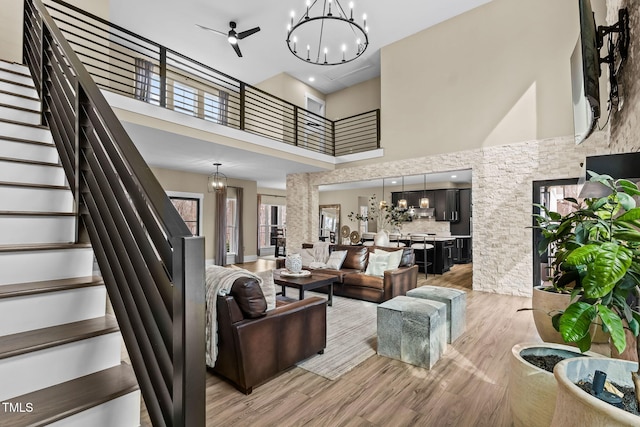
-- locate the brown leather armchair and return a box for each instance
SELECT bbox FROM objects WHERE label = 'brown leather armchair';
[212,286,327,394]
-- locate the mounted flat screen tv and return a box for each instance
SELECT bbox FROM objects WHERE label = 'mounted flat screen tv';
[571,0,601,145]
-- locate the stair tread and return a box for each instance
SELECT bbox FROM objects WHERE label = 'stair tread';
[0,276,103,299]
[0,363,138,427]
[0,316,119,360]
[0,76,35,90]
[0,101,40,115]
[0,88,40,102]
[0,117,47,129]
[0,242,91,253]
[0,65,32,79]
[0,180,69,190]
[0,134,53,147]
[0,155,60,167]
[0,211,75,216]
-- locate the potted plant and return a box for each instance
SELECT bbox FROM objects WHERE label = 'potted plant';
[347,194,409,246]
[534,171,640,412]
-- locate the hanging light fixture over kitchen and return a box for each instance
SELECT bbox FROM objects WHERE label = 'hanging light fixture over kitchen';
[398,176,407,210]
[379,178,387,209]
[420,174,430,208]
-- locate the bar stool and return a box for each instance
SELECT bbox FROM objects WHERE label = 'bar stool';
[389,233,406,248]
[410,234,434,278]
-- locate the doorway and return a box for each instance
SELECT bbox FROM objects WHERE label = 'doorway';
[532,178,581,288]
[304,94,326,151]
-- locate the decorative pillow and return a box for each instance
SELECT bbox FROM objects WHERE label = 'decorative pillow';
[255,269,276,311]
[365,251,391,277]
[324,250,347,270]
[376,249,403,270]
[300,248,315,267]
[230,277,267,318]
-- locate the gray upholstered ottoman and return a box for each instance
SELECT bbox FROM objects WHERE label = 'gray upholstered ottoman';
[406,285,466,343]
[377,295,446,369]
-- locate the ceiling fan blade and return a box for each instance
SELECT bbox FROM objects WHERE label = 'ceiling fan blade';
[196,24,226,37]
[231,42,242,57]
[237,27,260,40]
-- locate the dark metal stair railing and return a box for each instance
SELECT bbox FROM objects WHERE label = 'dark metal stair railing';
[23,1,205,426]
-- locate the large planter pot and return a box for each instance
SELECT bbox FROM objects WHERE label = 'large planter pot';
[532,286,608,344]
[551,357,640,426]
[510,343,601,427]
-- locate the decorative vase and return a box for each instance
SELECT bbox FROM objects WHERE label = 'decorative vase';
[552,357,639,426]
[285,253,303,273]
[374,230,389,247]
[509,343,601,427]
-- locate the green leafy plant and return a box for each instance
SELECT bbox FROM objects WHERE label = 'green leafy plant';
[534,171,640,403]
[347,194,409,231]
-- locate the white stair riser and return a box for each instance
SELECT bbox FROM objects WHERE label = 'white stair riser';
[48,391,141,427]
[0,248,94,285]
[0,186,73,212]
[0,332,121,401]
[0,139,57,163]
[0,287,106,336]
[0,215,75,245]
[0,61,30,74]
[0,160,65,186]
[0,81,38,99]
[0,70,34,87]
[0,121,52,143]
[0,104,40,125]
[0,92,40,111]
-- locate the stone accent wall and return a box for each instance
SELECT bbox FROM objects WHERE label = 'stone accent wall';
[288,132,611,297]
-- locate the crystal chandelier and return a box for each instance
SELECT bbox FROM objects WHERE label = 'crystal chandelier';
[286,0,369,66]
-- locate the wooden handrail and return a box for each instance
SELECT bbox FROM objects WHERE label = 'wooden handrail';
[23,1,205,426]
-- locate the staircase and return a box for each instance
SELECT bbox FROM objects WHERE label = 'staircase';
[0,60,141,426]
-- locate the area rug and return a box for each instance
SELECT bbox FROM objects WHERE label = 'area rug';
[292,291,378,380]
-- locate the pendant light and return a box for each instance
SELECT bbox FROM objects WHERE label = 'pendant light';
[420,174,430,208]
[398,176,407,210]
[207,162,228,193]
[379,178,387,209]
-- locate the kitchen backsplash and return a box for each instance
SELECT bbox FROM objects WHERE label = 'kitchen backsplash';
[395,218,451,235]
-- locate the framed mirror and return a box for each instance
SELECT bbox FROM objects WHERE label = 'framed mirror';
[319,204,340,243]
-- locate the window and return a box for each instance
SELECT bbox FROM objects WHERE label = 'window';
[226,189,238,254]
[149,73,161,106]
[167,192,203,236]
[173,82,197,116]
[204,90,229,125]
[257,195,286,254]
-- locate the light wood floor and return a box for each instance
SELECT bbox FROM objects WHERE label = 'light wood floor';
[141,261,544,426]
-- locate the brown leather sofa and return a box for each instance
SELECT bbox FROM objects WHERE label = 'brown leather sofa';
[212,277,327,394]
[278,244,419,303]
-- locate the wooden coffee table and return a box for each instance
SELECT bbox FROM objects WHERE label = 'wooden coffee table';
[273,269,336,306]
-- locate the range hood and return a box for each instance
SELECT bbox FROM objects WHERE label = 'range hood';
[408,207,435,218]
[578,152,640,197]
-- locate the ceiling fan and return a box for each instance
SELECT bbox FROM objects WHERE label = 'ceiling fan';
[196,21,261,58]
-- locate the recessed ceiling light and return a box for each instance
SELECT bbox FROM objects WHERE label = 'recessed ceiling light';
[391,180,397,184]
[451,175,457,178]
[308,77,315,82]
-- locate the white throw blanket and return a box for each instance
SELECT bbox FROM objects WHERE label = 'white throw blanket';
[205,265,262,367]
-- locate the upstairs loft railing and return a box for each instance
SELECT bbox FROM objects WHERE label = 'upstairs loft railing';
[42,0,381,157]
[24,0,205,426]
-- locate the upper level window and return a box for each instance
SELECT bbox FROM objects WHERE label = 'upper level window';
[173,82,197,116]
[204,90,229,125]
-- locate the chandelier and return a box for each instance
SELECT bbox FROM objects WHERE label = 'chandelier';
[286,0,369,66]
[208,162,228,193]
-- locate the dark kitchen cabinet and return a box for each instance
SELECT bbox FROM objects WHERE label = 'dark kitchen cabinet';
[427,239,455,274]
[435,189,459,222]
[391,190,422,209]
[452,237,472,264]
[450,188,471,235]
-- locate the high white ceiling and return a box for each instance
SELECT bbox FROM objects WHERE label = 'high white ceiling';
[106,0,491,189]
[109,0,492,94]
